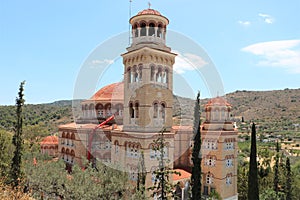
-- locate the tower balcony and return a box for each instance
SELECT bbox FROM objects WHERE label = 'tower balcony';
[132,35,165,46]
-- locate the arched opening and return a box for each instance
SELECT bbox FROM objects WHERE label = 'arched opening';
[129,102,134,119]
[133,65,138,82]
[135,102,139,118]
[164,68,169,84]
[140,22,146,36]
[156,67,162,82]
[157,24,162,38]
[104,103,112,117]
[150,65,155,81]
[133,24,138,37]
[153,102,159,118]
[127,67,131,83]
[95,103,104,118]
[138,64,143,81]
[149,23,155,36]
[161,103,166,122]
[115,103,123,116]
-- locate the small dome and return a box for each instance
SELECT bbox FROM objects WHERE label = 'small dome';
[90,82,124,101]
[206,96,231,107]
[137,8,162,16]
[40,136,58,145]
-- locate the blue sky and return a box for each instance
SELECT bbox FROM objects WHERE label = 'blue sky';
[1,0,299,105]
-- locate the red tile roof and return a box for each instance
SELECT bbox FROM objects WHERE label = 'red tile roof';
[173,169,191,181]
[90,82,124,101]
[137,9,162,16]
[206,96,231,107]
[40,136,58,145]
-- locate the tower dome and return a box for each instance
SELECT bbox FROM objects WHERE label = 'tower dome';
[137,8,162,16]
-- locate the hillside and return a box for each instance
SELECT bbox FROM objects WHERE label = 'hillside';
[0,88,299,135]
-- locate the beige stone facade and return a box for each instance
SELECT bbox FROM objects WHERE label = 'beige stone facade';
[58,8,238,199]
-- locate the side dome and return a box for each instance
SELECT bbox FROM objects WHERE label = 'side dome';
[40,136,58,145]
[90,82,124,101]
[206,96,231,107]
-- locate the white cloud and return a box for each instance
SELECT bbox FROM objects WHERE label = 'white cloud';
[89,59,114,69]
[238,20,251,26]
[242,40,300,73]
[173,51,208,74]
[258,13,274,24]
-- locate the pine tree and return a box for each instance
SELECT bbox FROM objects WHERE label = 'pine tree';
[248,123,259,200]
[191,92,201,200]
[273,141,279,193]
[10,81,25,187]
[285,157,292,200]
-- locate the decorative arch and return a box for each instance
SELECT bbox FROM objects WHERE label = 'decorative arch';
[149,22,155,36]
[140,22,147,36]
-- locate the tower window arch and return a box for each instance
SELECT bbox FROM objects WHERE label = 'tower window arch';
[150,65,155,81]
[156,67,163,82]
[133,24,138,37]
[132,65,138,82]
[140,22,146,36]
[127,67,131,83]
[149,23,155,36]
[153,102,159,118]
[161,103,166,122]
[164,68,169,84]
[129,102,134,119]
[138,64,143,82]
[135,102,139,118]
[157,24,163,38]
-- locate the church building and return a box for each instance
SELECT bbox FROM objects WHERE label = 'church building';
[58,7,238,200]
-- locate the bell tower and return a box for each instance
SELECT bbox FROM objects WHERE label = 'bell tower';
[201,97,238,199]
[122,8,176,133]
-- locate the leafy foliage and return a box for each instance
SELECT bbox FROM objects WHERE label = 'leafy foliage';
[24,156,132,200]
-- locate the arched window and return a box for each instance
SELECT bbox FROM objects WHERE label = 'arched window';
[140,22,146,36]
[133,24,138,37]
[226,174,232,185]
[206,173,213,184]
[138,64,143,82]
[127,67,131,83]
[156,67,162,82]
[104,103,112,117]
[150,65,155,81]
[129,102,134,119]
[165,69,169,84]
[132,65,138,82]
[115,104,123,116]
[153,102,158,118]
[95,103,104,117]
[161,103,166,122]
[135,102,139,118]
[149,23,155,36]
[157,24,162,38]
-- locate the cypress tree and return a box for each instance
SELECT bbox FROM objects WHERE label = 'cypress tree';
[10,81,25,187]
[274,141,279,193]
[248,123,259,200]
[191,92,201,200]
[285,157,292,200]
